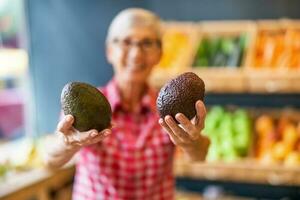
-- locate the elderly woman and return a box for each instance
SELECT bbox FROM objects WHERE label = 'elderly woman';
[45,8,210,200]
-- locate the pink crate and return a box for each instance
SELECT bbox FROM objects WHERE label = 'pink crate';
[0,89,24,138]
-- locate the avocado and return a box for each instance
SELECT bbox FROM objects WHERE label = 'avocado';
[156,72,205,121]
[61,82,112,132]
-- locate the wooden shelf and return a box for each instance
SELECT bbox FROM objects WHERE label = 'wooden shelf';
[0,165,75,200]
[174,158,300,186]
[150,68,300,94]
[151,20,300,94]
[245,69,300,93]
[192,68,246,93]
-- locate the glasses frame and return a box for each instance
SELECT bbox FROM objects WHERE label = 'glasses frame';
[112,38,162,52]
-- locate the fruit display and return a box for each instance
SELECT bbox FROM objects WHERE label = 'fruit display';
[193,34,248,67]
[253,28,300,69]
[175,106,300,168]
[156,28,192,69]
[150,20,300,93]
[203,106,252,162]
[0,137,45,181]
[0,163,9,179]
[255,114,300,166]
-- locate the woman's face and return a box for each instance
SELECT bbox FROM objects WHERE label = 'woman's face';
[107,27,162,84]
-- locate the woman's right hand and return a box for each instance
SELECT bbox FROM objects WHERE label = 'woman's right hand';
[56,115,112,151]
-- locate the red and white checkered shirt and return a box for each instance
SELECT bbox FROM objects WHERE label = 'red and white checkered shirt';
[72,79,175,200]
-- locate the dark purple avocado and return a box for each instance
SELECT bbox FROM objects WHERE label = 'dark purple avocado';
[156,72,205,120]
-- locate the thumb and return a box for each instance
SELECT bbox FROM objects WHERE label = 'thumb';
[57,115,74,134]
[195,100,206,129]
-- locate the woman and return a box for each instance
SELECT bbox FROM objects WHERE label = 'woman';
[45,8,210,200]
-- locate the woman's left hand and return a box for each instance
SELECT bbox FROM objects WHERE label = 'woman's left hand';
[159,100,210,161]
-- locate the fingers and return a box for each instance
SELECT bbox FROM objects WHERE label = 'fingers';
[79,129,111,145]
[87,129,112,144]
[175,113,198,139]
[159,118,181,145]
[57,115,74,134]
[164,116,192,143]
[64,129,112,147]
[195,100,206,130]
[159,118,173,135]
[78,129,98,143]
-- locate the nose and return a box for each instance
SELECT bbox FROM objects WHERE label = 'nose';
[128,45,144,64]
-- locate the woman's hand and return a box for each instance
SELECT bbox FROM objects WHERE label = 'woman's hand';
[56,115,112,151]
[159,100,210,161]
[44,115,111,170]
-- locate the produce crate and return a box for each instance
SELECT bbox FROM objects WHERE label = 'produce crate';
[149,22,199,89]
[174,158,300,186]
[175,107,300,186]
[191,21,257,93]
[250,108,300,167]
[246,70,300,93]
[245,20,300,93]
[175,106,254,163]
[202,106,254,163]
[193,21,257,68]
[150,20,300,93]
[192,67,246,93]
[247,19,300,69]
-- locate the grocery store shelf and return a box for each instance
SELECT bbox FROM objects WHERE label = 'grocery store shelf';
[150,68,300,94]
[0,165,74,200]
[150,20,300,94]
[244,69,300,93]
[174,159,300,186]
[192,68,246,93]
[204,93,300,108]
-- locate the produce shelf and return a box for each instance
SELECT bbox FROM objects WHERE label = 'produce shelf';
[174,107,300,186]
[174,159,300,186]
[245,69,300,93]
[0,165,75,200]
[150,68,300,94]
[150,20,300,94]
[192,68,246,93]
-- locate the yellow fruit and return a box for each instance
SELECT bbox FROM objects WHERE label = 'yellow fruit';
[255,115,274,136]
[277,116,292,138]
[272,142,292,161]
[283,124,298,146]
[157,30,189,68]
[284,152,300,167]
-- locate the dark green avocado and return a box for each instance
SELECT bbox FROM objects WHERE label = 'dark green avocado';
[156,72,205,120]
[61,82,112,132]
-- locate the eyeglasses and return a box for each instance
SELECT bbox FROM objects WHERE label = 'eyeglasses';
[112,38,161,52]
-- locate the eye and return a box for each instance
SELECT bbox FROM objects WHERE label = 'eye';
[142,39,155,48]
[122,39,132,48]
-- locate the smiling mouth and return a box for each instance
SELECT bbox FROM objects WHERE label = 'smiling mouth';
[128,64,146,72]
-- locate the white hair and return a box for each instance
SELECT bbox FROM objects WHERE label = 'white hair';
[106,8,162,44]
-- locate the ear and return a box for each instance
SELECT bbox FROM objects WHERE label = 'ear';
[106,45,113,64]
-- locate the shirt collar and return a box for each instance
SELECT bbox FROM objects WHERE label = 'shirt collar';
[105,78,157,114]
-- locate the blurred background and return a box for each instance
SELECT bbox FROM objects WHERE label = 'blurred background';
[1,0,300,199]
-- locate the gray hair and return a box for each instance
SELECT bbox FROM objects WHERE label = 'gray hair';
[106,8,162,44]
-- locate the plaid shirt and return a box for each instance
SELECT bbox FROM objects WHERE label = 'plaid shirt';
[72,79,175,200]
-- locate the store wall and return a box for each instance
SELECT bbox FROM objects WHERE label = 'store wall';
[26,0,300,134]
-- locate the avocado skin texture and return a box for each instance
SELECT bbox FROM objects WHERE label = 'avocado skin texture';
[61,82,112,132]
[156,72,205,120]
